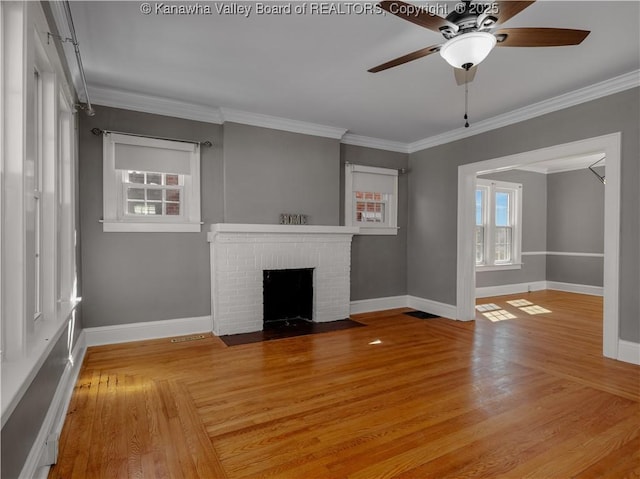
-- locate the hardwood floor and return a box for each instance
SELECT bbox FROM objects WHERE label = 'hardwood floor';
[49,291,639,478]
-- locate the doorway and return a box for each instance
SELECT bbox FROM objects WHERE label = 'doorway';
[456,133,621,359]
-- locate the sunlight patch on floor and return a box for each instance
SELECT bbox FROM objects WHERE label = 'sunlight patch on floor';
[519,305,552,315]
[506,299,533,307]
[476,303,502,312]
[482,310,517,322]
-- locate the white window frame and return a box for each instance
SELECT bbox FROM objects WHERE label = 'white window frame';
[1,0,81,425]
[475,179,523,272]
[345,163,398,235]
[102,133,201,232]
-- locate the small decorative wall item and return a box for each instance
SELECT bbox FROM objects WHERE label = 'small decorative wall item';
[280,214,308,225]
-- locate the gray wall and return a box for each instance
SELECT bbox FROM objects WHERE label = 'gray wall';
[1,316,82,479]
[476,170,547,288]
[340,144,409,300]
[223,122,340,225]
[547,168,605,286]
[80,105,222,328]
[80,107,405,328]
[408,87,639,342]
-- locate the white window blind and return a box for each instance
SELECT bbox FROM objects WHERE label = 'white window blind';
[112,133,194,174]
[352,171,396,194]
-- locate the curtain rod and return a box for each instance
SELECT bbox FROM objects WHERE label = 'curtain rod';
[91,128,213,147]
[62,1,94,116]
[345,161,407,174]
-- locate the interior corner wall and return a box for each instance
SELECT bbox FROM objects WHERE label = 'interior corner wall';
[475,169,547,288]
[222,122,340,225]
[79,105,223,328]
[340,144,409,300]
[546,168,605,286]
[408,87,640,343]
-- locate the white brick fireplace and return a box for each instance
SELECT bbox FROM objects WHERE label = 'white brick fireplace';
[208,224,359,336]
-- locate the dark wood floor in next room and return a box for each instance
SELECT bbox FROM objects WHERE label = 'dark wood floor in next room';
[49,290,640,478]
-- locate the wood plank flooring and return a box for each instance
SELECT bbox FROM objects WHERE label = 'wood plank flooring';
[49,291,640,478]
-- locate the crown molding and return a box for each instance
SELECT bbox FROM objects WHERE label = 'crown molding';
[88,85,224,124]
[220,108,347,140]
[408,69,640,154]
[341,133,409,154]
[87,69,638,151]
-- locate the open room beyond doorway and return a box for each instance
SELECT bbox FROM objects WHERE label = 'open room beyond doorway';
[456,133,621,360]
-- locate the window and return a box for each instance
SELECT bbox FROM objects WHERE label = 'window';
[345,164,398,235]
[103,133,201,232]
[475,179,522,271]
[33,68,43,320]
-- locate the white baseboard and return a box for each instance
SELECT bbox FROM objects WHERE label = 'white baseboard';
[476,281,547,298]
[545,281,604,296]
[21,331,87,479]
[350,295,408,314]
[84,315,212,347]
[617,340,640,365]
[407,295,458,320]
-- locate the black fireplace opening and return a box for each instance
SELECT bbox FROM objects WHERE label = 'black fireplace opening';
[263,268,313,325]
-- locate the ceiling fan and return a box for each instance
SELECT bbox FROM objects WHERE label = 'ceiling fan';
[369,0,590,85]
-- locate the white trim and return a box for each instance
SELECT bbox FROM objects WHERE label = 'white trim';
[208,223,359,237]
[546,281,603,297]
[89,85,224,124]
[457,133,620,359]
[407,295,457,320]
[617,340,640,366]
[83,316,212,347]
[475,281,546,298]
[546,251,604,258]
[84,71,638,152]
[102,221,202,233]
[221,107,347,140]
[522,251,604,258]
[341,133,409,154]
[19,330,86,479]
[350,295,408,314]
[409,70,639,153]
[476,264,523,272]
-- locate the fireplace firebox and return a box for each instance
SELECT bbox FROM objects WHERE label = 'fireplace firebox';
[263,268,313,324]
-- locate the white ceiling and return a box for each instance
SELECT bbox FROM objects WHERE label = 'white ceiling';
[67,1,640,144]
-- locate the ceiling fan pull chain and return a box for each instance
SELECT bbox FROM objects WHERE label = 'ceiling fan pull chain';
[464,78,470,128]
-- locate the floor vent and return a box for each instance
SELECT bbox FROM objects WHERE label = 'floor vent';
[170,334,206,343]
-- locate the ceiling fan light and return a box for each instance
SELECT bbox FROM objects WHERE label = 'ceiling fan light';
[440,32,497,69]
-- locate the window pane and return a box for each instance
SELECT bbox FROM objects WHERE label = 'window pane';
[495,192,510,226]
[166,189,180,202]
[128,202,162,215]
[127,188,145,200]
[146,173,162,185]
[147,189,162,201]
[494,227,512,262]
[475,190,484,226]
[475,226,484,264]
[166,174,179,185]
[128,171,145,184]
[166,203,180,216]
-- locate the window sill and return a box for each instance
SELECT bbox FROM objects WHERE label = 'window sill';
[102,220,202,233]
[1,299,81,427]
[476,263,523,272]
[356,226,399,236]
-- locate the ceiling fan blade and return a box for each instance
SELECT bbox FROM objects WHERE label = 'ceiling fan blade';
[379,1,456,33]
[368,44,441,73]
[493,1,536,25]
[454,66,477,85]
[494,28,590,47]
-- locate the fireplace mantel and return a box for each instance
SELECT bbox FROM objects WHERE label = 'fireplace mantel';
[208,223,357,336]
[208,223,359,240]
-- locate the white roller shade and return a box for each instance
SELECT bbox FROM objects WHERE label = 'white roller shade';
[109,133,197,175]
[114,143,191,174]
[352,171,395,194]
